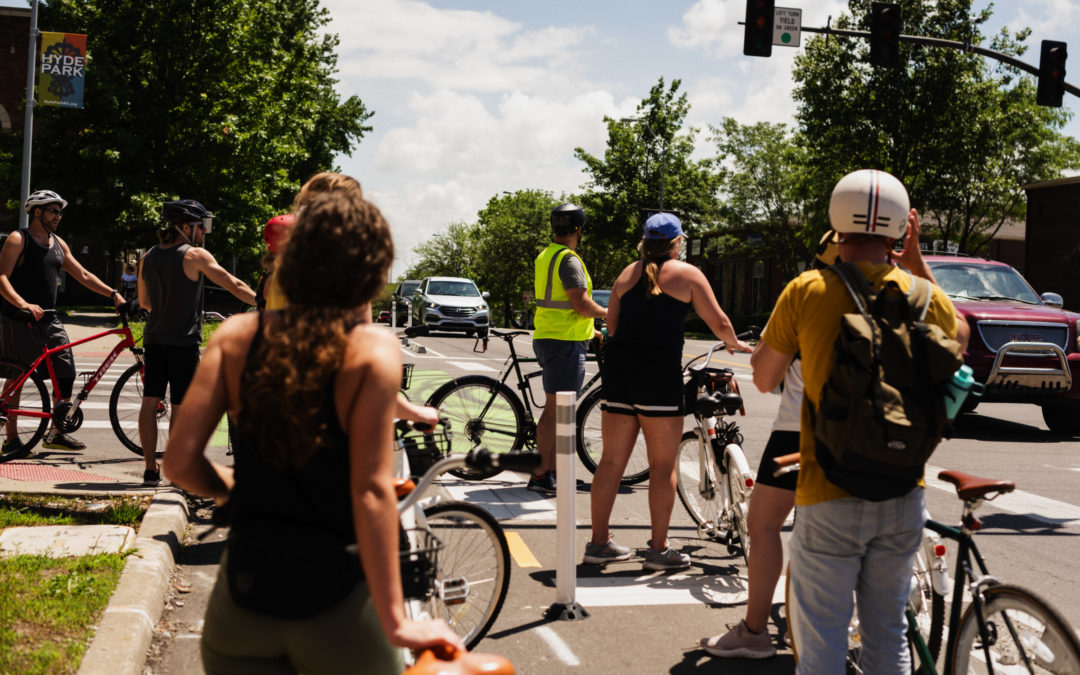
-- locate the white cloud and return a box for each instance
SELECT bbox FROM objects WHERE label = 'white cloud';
[1012,0,1080,40]
[324,0,596,93]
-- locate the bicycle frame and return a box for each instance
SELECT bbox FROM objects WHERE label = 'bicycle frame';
[1,316,139,427]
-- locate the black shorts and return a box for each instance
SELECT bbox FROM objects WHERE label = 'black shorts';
[1,314,76,387]
[754,429,799,491]
[600,344,683,418]
[144,343,200,404]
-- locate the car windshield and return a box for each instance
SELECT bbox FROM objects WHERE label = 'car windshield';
[592,290,611,308]
[927,262,1042,304]
[427,281,480,297]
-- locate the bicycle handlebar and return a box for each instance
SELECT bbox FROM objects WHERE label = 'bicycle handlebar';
[11,308,58,322]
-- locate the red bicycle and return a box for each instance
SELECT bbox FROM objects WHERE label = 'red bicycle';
[0,303,166,462]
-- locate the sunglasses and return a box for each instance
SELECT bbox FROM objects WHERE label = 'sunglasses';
[45,207,64,216]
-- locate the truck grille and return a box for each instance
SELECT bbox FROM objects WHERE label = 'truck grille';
[977,321,1069,353]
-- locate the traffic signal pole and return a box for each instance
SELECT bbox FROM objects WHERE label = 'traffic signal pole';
[793,23,1080,101]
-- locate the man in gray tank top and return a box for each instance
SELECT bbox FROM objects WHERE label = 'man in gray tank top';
[137,200,255,485]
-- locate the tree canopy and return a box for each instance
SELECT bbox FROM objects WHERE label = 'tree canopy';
[792,0,1080,252]
[6,0,372,279]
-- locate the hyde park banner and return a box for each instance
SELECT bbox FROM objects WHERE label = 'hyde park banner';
[38,32,87,109]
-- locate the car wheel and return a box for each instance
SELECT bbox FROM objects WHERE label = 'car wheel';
[1041,405,1080,434]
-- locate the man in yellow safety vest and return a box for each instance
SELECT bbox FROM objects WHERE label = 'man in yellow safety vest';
[528,203,607,494]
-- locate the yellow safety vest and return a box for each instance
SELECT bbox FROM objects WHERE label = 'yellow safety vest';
[533,243,594,341]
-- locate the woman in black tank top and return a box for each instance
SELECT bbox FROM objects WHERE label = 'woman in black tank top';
[163,192,462,674]
[587,213,752,572]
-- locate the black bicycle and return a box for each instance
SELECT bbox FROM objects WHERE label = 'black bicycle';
[423,328,650,483]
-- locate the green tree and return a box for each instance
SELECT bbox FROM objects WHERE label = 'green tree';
[471,190,560,326]
[792,0,1080,253]
[711,118,814,278]
[10,0,372,279]
[574,78,723,284]
[407,221,478,281]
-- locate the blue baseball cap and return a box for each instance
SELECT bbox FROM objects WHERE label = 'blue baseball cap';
[643,212,684,240]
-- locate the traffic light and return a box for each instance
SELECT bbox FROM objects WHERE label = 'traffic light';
[743,0,775,58]
[1037,40,1067,107]
[870,2,902,68]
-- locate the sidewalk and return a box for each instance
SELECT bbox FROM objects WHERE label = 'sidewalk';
[0,309,189,675]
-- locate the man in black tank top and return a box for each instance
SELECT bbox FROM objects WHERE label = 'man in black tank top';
[137,200,255,485]
[0,190,126,456]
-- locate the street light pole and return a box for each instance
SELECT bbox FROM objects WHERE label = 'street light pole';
[621,117,667,211]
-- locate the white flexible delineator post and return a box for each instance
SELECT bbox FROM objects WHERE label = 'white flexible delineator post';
[548,390,589,620]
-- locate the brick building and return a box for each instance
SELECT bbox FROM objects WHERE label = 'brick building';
[1024,176,1080,310]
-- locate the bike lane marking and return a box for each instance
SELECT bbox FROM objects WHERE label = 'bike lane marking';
[926,464,1080,524]
[504,531,542,568]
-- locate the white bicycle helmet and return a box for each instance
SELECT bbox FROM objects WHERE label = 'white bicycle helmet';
[828,169,909,240]
[24,189,68,213]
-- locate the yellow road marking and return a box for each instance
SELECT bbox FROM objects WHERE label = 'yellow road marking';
[505,530,541,568]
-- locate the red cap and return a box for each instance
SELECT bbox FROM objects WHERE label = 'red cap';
[263,214,296,253]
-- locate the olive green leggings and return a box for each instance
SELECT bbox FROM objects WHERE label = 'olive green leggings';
[201,554,403,674]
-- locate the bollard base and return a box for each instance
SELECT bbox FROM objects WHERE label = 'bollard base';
[545,601,590,622]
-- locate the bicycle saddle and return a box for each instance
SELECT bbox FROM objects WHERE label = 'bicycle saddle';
[937,470,1015,501]
[694,391,743,417]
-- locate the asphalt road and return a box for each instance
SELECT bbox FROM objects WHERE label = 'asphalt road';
[43,324,1080,673]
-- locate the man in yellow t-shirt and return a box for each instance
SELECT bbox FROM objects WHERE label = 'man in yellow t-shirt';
[749,170,969,673]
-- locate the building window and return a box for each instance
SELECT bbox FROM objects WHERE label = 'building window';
[691,238,701,256]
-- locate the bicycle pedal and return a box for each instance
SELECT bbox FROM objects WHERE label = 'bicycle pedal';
[439,577,470,605]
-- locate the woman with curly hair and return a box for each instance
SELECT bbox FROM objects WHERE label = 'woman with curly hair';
[163,192,461,674]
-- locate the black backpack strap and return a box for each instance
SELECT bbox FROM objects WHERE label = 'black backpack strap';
[14,228,30,268]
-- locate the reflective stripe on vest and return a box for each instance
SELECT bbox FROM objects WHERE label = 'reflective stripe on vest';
[533,243,594,341]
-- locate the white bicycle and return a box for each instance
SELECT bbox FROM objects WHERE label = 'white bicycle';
[674,339,756,566]
[393,420,539,658]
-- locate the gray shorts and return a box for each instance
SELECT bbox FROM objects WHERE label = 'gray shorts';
[1,314,76,383]
[532,338,588,395]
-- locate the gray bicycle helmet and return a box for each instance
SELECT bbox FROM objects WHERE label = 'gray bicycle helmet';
[24,189,68,213]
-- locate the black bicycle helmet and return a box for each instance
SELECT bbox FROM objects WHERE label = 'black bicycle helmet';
[163,200,214,231]
[551,203,585,235]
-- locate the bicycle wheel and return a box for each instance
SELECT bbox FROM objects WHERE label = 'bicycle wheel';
[724,447,751,567]
[950,583,1080,674]
[109,362,169,457]
[422,501,511,650]
[426,375,526,480]
[0,359,51,461]
[575,386,650,485]
[676,430,725,539]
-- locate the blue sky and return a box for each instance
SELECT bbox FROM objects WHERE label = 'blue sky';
[5,0,1078,278]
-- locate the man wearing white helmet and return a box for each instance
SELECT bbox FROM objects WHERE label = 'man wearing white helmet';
[0,190,126,455]
[746,170,968,672]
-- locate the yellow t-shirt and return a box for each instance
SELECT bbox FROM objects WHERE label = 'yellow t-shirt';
[761,261,958,506]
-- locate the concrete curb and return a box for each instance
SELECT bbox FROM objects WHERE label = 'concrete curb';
[78,488,189,675]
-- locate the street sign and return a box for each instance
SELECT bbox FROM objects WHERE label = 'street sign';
[773,7,801,47]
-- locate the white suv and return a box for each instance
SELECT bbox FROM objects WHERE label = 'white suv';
[409,277,490,336]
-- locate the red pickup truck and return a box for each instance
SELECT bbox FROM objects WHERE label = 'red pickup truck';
[924,255,1080,434]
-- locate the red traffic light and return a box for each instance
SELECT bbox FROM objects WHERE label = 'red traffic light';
[1037,40,1068,107]
[743,0,775,58]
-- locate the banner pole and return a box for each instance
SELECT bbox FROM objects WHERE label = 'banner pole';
[18,0,40,230]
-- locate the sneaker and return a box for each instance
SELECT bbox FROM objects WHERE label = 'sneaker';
[643,542,691,570]
[42,431,86,451]
[527,471,556,495]
[0,438,30,460]
[143,469,161,486]
[583,539,632,565]
[700,620,777,659]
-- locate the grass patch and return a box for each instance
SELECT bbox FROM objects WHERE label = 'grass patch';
[0,494,148,674]
[0,552,129,674]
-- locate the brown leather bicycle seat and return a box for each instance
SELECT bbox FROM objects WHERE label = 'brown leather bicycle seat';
[937,470,1015,501]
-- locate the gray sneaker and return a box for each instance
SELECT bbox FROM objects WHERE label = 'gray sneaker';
[643,543,691,570]
[700,620,777,659]
[583,539,632,565]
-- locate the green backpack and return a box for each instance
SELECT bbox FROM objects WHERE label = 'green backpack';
[814,262,964,501]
